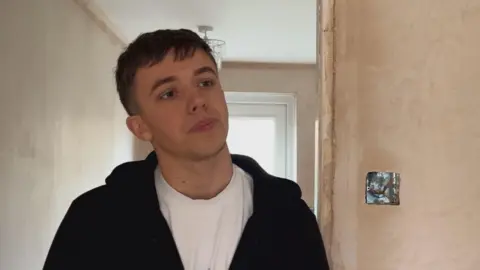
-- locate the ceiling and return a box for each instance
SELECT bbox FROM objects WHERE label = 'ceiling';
[91,0,317,63]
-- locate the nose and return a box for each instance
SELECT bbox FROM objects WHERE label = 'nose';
[187,91,208,114]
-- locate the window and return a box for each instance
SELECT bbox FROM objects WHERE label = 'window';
[225,92,297,181]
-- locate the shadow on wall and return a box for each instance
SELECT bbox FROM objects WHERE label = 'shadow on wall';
[132,136,153,161]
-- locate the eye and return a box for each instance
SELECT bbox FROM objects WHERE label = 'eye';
[199,79,215,88]
[158,89,176,100]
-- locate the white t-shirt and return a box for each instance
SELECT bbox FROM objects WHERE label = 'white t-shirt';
[154,165,254,270]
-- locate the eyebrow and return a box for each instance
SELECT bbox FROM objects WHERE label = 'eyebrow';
[194,66,217,77]
[149,76,175,93]
[150,66,217,94]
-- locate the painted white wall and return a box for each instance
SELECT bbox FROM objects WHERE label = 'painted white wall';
[0,1,133,269]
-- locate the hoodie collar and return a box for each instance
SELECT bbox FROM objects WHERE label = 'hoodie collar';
[105,151,299,213]
[142,151,275,210]
[143,151,272,181]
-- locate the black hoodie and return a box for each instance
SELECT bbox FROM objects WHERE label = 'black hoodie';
[43,152,330,270]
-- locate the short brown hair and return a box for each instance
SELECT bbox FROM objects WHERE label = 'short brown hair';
[114,29,216,115]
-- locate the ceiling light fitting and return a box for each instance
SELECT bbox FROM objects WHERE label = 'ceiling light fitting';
[197,25,225,70]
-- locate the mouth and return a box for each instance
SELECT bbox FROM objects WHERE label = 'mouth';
[189,118,217,133]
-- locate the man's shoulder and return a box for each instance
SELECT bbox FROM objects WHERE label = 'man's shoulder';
[259,175,303,202]
[66,185,116,220]
[69,159,150,213]
[73,185,111,205]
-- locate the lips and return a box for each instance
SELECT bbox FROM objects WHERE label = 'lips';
[189,118,216,132]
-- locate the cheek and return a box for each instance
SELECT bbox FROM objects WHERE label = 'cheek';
[148,110,186,141]
[213,91,228,114]
[161,117,184,138]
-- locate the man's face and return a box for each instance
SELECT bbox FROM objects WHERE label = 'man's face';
[127,49,229,160]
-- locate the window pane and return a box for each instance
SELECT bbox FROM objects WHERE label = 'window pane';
[227,116,277,176]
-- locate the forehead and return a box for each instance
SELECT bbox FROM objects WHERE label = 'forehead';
[138,49,215,79]
[132,49,217,98]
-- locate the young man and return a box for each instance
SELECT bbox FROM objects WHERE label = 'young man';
[43,29,329,270]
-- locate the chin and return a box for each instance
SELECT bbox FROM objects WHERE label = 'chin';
[189,141,227,161]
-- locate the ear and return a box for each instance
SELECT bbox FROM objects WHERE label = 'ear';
[126,115,153,142]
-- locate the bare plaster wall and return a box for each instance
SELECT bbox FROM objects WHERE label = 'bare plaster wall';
[330,0,480,269]
[0,1,131,269]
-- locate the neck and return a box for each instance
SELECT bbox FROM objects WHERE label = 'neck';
[156,146,233,200]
